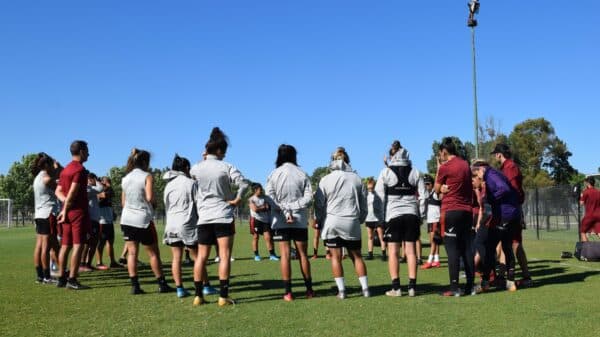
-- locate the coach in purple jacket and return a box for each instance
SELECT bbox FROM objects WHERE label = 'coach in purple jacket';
[471,161,520,292]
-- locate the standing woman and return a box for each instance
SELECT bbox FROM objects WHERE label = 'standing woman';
[315,147,370,299]
[434,137,474,296]
[120,148,172,294]
[365,177,386,261]
[32,152,60,283]
[375,141,425,297]
[97,177,119,269]
[266,144,314,301]
[189,127,248,307]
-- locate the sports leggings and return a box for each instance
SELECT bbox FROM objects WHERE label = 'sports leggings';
[442,210,475,292]
[483,219,518,282]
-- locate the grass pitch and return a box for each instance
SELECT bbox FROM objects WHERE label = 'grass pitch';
[1,222,599,337]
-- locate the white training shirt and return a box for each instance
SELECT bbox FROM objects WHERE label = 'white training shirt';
[33,170,56,219]
[425,189,441,223]
[249,195,270,223]
[120,168,154,229]
[315,160,367,241]
[163,170,198,245]
[265,162,313,230]
[366,191,383,223]
[374,160,426,222]
[87,181,104,222]
[190,154,248,225]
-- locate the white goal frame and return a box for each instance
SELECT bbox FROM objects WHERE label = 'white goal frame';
[0,199,12,228]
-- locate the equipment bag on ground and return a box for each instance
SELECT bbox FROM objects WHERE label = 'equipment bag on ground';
[574,241,600,261]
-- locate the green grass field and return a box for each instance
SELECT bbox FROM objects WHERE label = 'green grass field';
[1,222,599,337]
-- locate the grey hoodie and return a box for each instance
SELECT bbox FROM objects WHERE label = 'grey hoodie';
[315,160,367,241]
[375,149,426,222]
[265,162,313,230]
[163,170,198,245]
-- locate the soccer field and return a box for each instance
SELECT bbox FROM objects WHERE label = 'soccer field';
[1,222,599,337]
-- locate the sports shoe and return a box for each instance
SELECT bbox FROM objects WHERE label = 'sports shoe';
[381,255,388,262]
[516,278,532,288]
[218,297,236,306]
[79,264,93,272]
[269,255,280,261]
[56,278,67,288]
[506,280,517,292]
[310,254,318,260]
[306,290,315,299]
[385,289,402,297]
[362,288,371,298]
[283,292,294,302]
[176,287,190,298]
[43,278,58,285]
[158,283,174,293]
[96,264,109,270]
[118,258,127,265]
[66,279,88,290]
[214,256,220,263]
[131,286,145,295]
[109,262,122,269]
[480,280,490,292]
[365,254,374,261]
[441,290,462,297]
[431,261,441,268]
[398,257,406,263]
[254,255,261,262]
[417,259,423,266]
[230,257,235,262]
[336,291,347,300]
[202,285,218,295]
[408,288,416,297]
[192,296,206,306]
[421,262,433,270]
[36,276,44,284]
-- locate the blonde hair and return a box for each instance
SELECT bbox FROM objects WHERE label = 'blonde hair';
[331,147,350,164]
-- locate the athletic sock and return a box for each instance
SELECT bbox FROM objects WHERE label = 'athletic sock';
[194,281,203,297]
[36,266,43,279]
[202,280,212,287]
[391,278,400,291]
[157,275,167,286]
[304,277,313,292]
[368,251,373,257]
[254,250,259,257]
[313,248,318,256]
[43,268,50,279]
[427,255,434,263]
[434,254,440,262]
[334,277,345,292]
[219,279,229,298]
[270,249,276,256]
[358,276,368,290]
[408,278,416,290]
[382,250,387,257]
[284,280,292,294]
[130,276,139,287]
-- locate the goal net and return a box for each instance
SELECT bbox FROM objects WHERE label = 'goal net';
[0,199,12,228]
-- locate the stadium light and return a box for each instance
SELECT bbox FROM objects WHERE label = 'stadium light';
[467,0,480,158]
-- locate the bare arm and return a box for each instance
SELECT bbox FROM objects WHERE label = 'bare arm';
[57,181,80,223]
[145,174,155,208]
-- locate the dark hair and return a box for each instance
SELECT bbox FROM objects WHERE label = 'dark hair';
[438,137,458,156]
[276,144,298,167]
[389,140,402,157]
[126,148,151,173]
[331,147,350,164]
[88,172,98,180]
[70,140,88,156]
[423,174,434,184]
[585,176,596,186]
[366,177,375,185]
[31,152,53,176]
[205,127,229,156]
[101,176,111,184]
[251,183,263,192]
[171,154,191,173]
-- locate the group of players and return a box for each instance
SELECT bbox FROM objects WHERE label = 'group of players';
[31,127,600,306]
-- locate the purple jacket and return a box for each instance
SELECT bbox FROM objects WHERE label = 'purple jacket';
[483,167,520,222]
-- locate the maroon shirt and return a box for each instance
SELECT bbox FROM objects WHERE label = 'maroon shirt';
[436,156,472,212]
[59,160,88,213]
[500,158,525,205]
[581,187,600,218]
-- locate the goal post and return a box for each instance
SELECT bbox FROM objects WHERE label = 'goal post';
[0,199,12,228]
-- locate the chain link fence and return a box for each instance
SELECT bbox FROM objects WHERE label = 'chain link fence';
[523,185,582,241]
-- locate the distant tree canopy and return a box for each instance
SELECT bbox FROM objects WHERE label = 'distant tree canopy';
[310,166,330,191]
[0,154,37,213]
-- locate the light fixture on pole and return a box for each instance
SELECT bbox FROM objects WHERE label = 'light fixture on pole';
[468,0,480,158]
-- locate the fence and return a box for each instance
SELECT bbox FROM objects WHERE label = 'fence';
[523,185,581,240]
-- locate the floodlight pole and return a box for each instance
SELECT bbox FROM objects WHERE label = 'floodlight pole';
[468,0,480,158]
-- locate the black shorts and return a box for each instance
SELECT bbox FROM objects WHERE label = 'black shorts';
[197,222,235,245]
[35,218,52,235]
[365,221,381,229]
[272,228,308,242]
[441,210,472,239]
[324,237,361,251]
[250,218,270,235]
[167,241,197,250]
[384,214,420,243]
[100,223,115,242]
[121,223,158,246]
[90,221,100,238]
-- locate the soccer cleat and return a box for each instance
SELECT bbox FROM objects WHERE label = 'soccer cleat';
[79,264,93,272]
[109,262,122,269]
[177,287,191,298]
[218,297,236,306]
[365,254,374,261]
[306,290,315,299]
[66,279,88,290]
[381,255,388,262]
[283,292,294,302]
[269,255,280,261]
[36,276,44,284]
[408,288,416,297]
[506,280,517,292]
[441,290,462,297]
[118,258,127,265]
[516,278,532,288]
[431,261,441,268]
[43,278,58,285]
[158,283,174,293]
[192,296,206,306]
[385,289,402,297]
[56,278,67,288]
[421,262,433,270]
[336,291,347,300]
[130,286,145,295]
[362,288,371,298]
[96,264,109,270]
[254,255,261,262]
[417,259,423,266]
[202,285,218,295]
[479,280,490,292]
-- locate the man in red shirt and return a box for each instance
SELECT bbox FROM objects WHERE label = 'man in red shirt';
[580,176,600,241]
[55,140,90,290]
[491,143,531,286]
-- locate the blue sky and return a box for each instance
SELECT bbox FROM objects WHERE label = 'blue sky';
[1,1,599,184]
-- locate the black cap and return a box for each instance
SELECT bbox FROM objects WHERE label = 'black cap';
[490,143,511,156]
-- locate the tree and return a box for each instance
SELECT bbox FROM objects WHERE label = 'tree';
[310,166,330,191]
[107,166,127,211]
[0,154,37,219]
